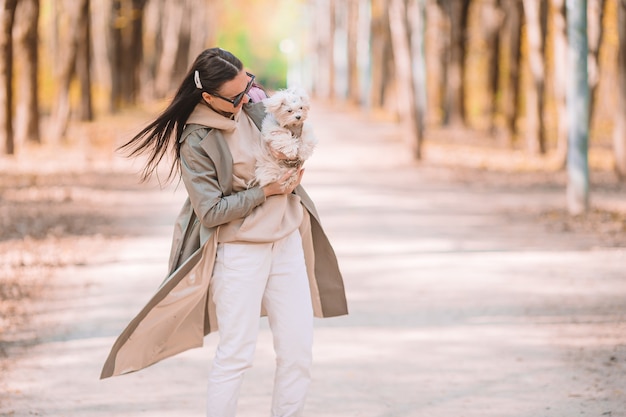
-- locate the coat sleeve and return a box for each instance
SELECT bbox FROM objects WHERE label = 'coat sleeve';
[180,132,266,229]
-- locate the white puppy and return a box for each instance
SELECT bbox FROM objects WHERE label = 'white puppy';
[252,87,317,188]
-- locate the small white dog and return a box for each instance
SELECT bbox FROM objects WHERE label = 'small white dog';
[252,87,317,188]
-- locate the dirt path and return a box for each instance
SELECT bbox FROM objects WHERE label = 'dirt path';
[1,103,625,417]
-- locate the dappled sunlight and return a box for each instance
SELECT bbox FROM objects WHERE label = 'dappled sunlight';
[306,244,626,415]
[309,324,574,417]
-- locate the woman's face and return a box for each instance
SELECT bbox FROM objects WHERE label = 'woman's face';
[203,70,253,113]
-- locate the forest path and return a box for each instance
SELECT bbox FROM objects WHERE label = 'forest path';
[1,102,625,417]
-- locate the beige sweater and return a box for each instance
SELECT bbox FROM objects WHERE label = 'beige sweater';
[186,103,303,243]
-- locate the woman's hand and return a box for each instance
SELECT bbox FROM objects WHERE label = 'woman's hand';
[262,168,304,197]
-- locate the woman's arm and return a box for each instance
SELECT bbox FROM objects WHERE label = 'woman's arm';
[180,134,266,229]
[180,128,304,229]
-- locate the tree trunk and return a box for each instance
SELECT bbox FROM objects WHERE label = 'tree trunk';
[369,0,391,109]
[407,0,427,156]
[389,0,423,157]
[127,0,146,104]
[346,0,360,104]
[187,0,213,65]
[140,0,163,102]
[587,0,607,126]
[436,0,471,127]
[154,1,184,97]
[552,0,569,167]
[0,0,18,154]
[311,0,335,99]
[90,0,112,98]
[76,0,93,121]
[450,0,470,126]
[614,0,626,179]
[51,0,86,142]
[355,0,371,107]
[522,0,548,154]
[328,0,336,100]
[109,0,123,111]
[388,0,412,120]
[434,1,451,124]
[566,0,589,215]
[14,0,40,145]
[204,0,218,48]
[500,0,523,144]
[110,0,146,109]
[173,0,191,83]
[481,0,504,135]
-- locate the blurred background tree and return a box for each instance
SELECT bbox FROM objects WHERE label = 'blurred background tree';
[0,0,625,212]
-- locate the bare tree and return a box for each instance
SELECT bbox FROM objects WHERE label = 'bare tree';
[187,0,215,63]
[110,0,147,109]
[407,0,427,154]
[51,0,89,141]
[140,0,164,101]
[369,0,393,109]
[14,0,40,145]
[481,0,504,135]
[435,0,471,127]
[331,0,349,99]
[553,1,603,169]
[76,0,93,121]
[346,0,360,104]
[566,0,589,215]
[615,0,626,179]
[552,0,569,166]
[310,0,336,99]
[389,0,425,158]
[173,0,192,84]
[522,0,548,154]
[0,0,17,154]
[500,0,523,144]
[388,0,413,119]
[140,0,213,100]
[328,0,336,100]
[587,0,607,126]
[355,0,371,106]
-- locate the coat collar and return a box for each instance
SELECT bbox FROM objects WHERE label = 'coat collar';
[184,101,266,135]
[186,103,237,132]
[182,101,267,196]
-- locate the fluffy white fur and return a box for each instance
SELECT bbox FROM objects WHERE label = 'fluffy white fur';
[252,87,317,188]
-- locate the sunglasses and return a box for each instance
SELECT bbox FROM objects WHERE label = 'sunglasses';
[212,72,256,107]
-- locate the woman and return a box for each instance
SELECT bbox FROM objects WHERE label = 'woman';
[100,47,348,417]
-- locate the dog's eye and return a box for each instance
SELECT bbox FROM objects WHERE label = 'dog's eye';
[287,109,293,113]
[299,107,303,110]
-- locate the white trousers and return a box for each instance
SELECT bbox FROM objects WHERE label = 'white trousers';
[206,230,314,417]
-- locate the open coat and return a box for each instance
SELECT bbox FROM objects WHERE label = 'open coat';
[101,102,348,379]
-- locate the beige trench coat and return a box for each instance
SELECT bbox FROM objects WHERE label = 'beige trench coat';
[100,102,348,379]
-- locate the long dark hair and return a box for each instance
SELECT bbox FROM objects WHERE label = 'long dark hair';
[119,47,243,182]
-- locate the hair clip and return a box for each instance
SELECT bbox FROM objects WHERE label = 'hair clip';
[194,70,203,90]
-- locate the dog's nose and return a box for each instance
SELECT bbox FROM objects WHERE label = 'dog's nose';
[295,115,301,120]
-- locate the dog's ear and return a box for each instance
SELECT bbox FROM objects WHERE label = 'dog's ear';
[290,86,310,107]
[263,92,285,113]
[299,90,310,108]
